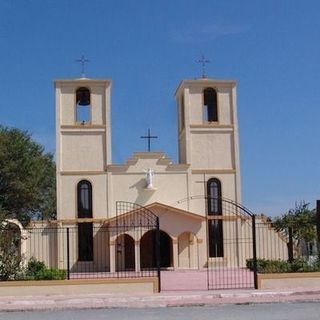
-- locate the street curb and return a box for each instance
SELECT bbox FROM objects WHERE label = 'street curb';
[0,290,320,312]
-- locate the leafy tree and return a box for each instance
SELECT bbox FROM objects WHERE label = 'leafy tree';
[272,202,316,254]
[0,126,56,225]
[0,222,22,280]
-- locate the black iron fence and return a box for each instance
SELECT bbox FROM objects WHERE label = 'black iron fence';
[22,225,159,280]
[0,202,161,284]
[1,201,319,291]
[206,209,319,290]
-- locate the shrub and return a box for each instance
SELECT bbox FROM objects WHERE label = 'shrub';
[246,258,320,273]
[22,258,66,280]
[246,258,289,273]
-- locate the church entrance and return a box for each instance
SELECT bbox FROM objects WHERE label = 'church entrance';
[140,230,173,269]
[115,234,135,271]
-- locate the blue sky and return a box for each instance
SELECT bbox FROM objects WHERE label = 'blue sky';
[1,0,319,216]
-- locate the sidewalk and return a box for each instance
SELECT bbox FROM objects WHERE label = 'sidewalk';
[0,287,320,312]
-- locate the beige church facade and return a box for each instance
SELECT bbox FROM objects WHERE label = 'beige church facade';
[15,75,288,283]
[54,76,243,271]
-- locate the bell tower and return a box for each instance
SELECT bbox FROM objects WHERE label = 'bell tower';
[55,78,111,219]
[175,78,241,202]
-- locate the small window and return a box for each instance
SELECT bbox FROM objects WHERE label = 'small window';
[207,178,222,215]
[204,88,218,122]
[76,87,91,123]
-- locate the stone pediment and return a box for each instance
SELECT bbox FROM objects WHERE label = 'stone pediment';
[105,201,204,227]
[107,152,190,173]
[145,202,205,221]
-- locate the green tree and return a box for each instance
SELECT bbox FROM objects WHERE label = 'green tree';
[0,126,56,225]
[272,202,316,254]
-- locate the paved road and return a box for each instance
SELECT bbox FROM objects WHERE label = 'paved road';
[1,302,320,320]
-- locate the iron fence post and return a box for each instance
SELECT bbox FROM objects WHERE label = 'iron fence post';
[66,227,70,280]
[252,214,258,289]
[288,226,294,263]
[156,217,161,292]
[316,200,320,260]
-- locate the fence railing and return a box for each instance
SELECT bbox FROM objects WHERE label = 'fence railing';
[1,224,159,281]
[1,216,319,289]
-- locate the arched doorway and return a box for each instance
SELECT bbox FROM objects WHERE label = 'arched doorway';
[178,232,198,268]
[115,234,135,271]
[140,230,172,268]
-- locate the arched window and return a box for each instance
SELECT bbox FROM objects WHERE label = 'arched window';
[77,180,93,261]
[180,95,185,131]
[76,87,91,123]
[77,180,92,218]
[203,88,218,122]
[207,178,223,257]
[207,178,222,215]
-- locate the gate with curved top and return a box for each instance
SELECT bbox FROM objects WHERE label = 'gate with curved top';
[173,195,257,290]
[114,201,161,288]
[204,197,257,290]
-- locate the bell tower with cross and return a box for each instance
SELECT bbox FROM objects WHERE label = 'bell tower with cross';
[175,57,242,202]
[55,57,112,219]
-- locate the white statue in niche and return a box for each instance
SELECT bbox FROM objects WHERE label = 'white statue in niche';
[144,168,155,189]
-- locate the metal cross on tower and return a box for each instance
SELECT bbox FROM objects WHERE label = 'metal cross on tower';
[75,55,89,78]
[140,128,158,152]
[196,54,210,78]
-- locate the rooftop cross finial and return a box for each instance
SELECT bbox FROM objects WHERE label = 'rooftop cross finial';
[75,55,89,78]
[140,128,158,152]
[196,54,210,78]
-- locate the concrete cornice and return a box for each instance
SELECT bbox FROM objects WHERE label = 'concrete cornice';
[190,124,234,129]
[191,169,236,174]
[60,124,106,130]
[54,79,111,87]
[175,78,236,97]
[59,171,106,176]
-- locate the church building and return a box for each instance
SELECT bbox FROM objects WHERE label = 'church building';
[53,74,243,272]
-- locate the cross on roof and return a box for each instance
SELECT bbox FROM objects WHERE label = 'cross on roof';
[75,55,89,78]
[140,128,158,152]
[196,54,210,78]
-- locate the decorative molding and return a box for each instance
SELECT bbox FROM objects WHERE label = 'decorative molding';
[175,79,236,97]
[191,169,236,174]
[55,79,111,85]
[190,124,234,129]
[207,215,241,221]
[49,218,108,224]
[59,171,106,176]
[60,124,106,129]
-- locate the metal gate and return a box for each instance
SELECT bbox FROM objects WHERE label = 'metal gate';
[114,201,161,286]
[206,197,256,290]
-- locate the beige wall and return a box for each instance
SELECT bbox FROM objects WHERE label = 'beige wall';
[0,278,158,296]
[60,132,106,171]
